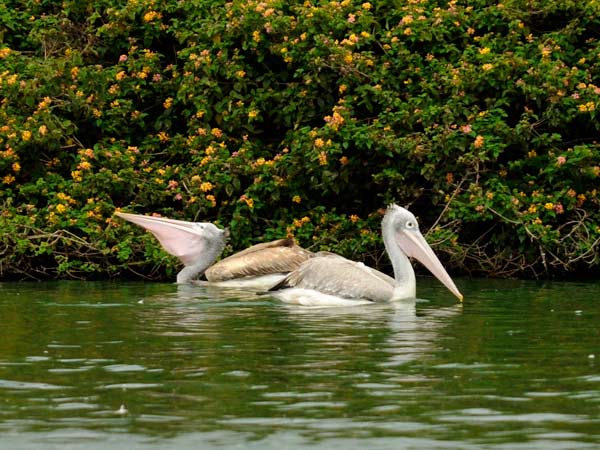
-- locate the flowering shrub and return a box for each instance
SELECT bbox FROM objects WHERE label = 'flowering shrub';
[1,0,599,279]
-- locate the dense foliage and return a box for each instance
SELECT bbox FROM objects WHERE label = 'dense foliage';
[1,0,599,280]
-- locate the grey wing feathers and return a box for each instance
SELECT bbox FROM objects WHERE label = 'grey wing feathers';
[205,239,312,282]
[269,253,395,302]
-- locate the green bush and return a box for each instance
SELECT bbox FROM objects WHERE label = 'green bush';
[1,0,599,280]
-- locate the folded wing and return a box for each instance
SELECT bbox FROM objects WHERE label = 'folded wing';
[206,239,312,282]
[269,252,395,302]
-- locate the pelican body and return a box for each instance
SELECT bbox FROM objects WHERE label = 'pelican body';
[115,212,312,287]
[268,205,463,306]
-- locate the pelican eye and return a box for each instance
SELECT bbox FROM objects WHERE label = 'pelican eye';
[405,220,416,229]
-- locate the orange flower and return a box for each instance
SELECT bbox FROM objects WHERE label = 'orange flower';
[473,135,484,148]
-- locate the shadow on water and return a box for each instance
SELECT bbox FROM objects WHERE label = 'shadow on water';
[0,278,599,449]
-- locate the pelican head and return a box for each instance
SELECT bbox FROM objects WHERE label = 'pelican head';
[383,205,463,301]
[115,212,229,283]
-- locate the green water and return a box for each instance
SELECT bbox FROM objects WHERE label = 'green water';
[0,279,599,449]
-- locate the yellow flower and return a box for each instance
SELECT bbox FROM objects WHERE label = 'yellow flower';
[38,97,51,109]
[200,182,213,192]
[143,10,163,22]
[544,202,554,210]
[292,195,302,203]
[344,54,353,64]
[70,67,79,79]
[528,205,537,214]
[3,174,15,184]
[56,204,67,213]
[163,97,173,109]
[361,2,372,10]
[206,194,216,207]
[350,214,359,223]
[314,138,325,148]
[339,156,349,165]
[482,63,494,71]
[78,160,92,170]
[248,110,258,119]
[211,128,223,138]
[237,70,246,78]
[158,131,169,142]
[318,151,328,165]
[252,30,261,42]
[22,130,32,142]
[339,84,347,94]
[12,162,21,172]
[71,171,82,182]
[479,47,491,55]
[0,47,12,58]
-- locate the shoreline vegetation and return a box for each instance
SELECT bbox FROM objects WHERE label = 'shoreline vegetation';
[1,0,599,282]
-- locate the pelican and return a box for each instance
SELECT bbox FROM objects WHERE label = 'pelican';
[115,212,312,288]
[268,205,463,306]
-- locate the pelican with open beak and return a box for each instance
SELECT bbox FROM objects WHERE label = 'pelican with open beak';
[115,212,312,288]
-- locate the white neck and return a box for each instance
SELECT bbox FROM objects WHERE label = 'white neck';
[382,217,416,300]
[176,240,225,284]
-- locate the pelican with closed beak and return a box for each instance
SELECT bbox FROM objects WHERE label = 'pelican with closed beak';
[268,205,463,306]
[115,212,312,288]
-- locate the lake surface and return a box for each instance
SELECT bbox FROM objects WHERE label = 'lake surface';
[0,278,599,449]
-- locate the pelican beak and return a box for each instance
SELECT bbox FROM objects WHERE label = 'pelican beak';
[396,229,463,301]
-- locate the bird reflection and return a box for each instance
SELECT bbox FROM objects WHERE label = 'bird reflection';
[134,284,462,372]
[278,298,462,368]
